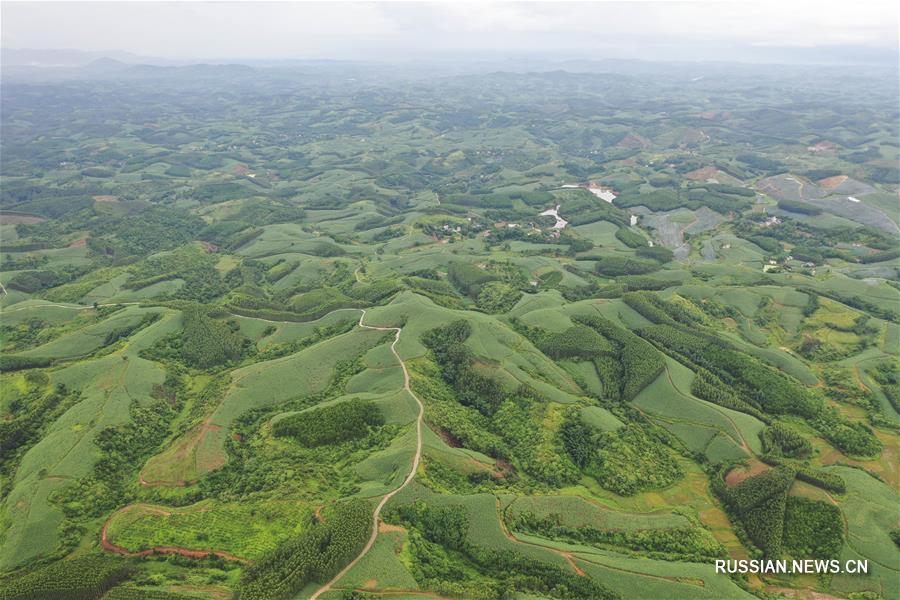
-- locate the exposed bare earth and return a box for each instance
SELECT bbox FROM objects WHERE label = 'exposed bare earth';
[100,504,248,563]
[818,175,848,189]
[0,213,45,225]
[684,166,720,181]
[140,419,224,487]
[724,459,771,486]
[432,424,462,448]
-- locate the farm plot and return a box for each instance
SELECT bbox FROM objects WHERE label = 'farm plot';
[148,326,390,482]
[15,306,164,361]
[366,292,583,402]
[827,466,900,598]
[575,551,756,600]
[0,311,180,568]
[632,358,764,460]
[104,500,312,560]
[505,495,689,531]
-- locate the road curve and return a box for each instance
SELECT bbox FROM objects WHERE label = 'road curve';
[309,309,425,600]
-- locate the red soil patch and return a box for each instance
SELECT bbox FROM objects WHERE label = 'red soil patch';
[0,213,45,225]
[100,505,248,564]
[586,183,616,195]
[818,175,848,189]
[494,457,516,477]
[233,164,250,175]
[430,424,462,448]
[807,141,836,153]
[204,242,219,253]
[853,366,868,392]
[461,457,501,478]
[68,238,87,248]
[140,473,190,487]
[724,459,771,486]
[93,195,119,203]
[562,552,586,577]
[684,166,720,181]
[140,421,224,487]
[378,522,405,534]
[617,134,651,149]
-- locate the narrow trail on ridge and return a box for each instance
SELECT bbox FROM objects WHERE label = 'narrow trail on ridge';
[309,308,425,600]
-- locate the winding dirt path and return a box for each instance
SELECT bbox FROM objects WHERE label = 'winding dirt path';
[310,308,425,600]
[334,590,448,599]
[495,497,703,586]
[494,498,586,577]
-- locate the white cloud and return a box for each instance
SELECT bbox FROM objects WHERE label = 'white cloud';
[413,1,898,46]
[1,1,897,60]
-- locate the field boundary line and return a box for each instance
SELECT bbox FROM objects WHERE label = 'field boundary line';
[1,301,141,313]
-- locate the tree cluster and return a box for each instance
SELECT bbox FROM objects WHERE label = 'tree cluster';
[237,500,372,600]
[272,398,384,447]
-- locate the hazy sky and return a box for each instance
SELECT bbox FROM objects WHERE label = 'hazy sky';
[2,1,898,63]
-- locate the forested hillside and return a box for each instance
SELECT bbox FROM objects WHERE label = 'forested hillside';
[1,59,897,600]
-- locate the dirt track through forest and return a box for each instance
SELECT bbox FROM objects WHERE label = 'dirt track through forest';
[309,308,424,600]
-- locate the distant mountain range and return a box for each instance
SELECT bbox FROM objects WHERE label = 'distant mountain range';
[2,47,895,84]
[1,49,256,81]
[2,47,182,67]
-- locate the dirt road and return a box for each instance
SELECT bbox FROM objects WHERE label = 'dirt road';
[309,308,424,600]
